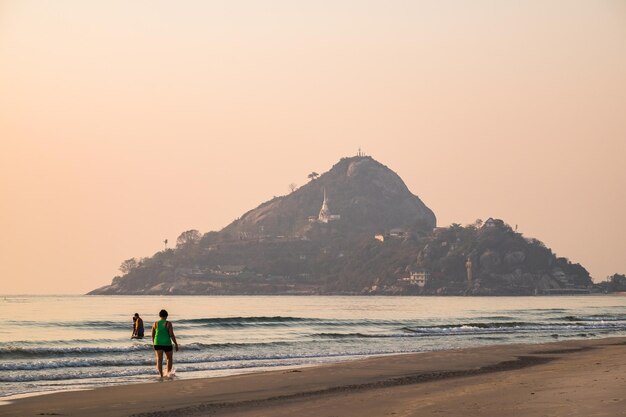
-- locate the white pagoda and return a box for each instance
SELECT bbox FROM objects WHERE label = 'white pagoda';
[317,188,340,223]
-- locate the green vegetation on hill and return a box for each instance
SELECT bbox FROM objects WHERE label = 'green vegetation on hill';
[89,156,597,296]
[333,219,593,295]
[597,274,626,293]
[90,218,594,296]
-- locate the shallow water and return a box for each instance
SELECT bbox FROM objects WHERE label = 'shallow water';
[1,295,625,398]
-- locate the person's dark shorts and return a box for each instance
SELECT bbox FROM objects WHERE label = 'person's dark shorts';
[154,345,173,352]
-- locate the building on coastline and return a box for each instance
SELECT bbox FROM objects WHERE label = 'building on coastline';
[399,270,429,287]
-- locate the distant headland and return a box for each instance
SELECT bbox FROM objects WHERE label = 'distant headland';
[89,154,617,296]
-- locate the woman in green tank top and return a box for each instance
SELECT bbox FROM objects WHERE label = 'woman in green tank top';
[151,309,179,377]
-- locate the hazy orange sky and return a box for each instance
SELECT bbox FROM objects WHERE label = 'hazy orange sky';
[1,1,625,294]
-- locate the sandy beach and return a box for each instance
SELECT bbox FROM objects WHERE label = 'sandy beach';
[1,337,624,417]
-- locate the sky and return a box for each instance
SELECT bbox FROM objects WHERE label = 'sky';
[1,1,625,294]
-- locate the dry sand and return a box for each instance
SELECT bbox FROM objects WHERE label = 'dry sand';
[2,337,624,417]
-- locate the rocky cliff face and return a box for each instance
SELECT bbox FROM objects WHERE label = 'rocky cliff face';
[221,156,436,239]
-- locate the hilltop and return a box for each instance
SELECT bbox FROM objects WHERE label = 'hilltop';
[221,156,436,239]
[89,156,593,296]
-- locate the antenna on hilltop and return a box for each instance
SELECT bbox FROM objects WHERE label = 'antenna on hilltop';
[357,147,364,157]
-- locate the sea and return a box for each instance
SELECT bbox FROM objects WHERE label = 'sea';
[1,295,625,400]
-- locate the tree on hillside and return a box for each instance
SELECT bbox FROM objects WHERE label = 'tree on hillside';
[307,172,319,181]
[609,273,626,292]
[200,231,220,246]
[119,258,139,275]
[288,183,298,193]
[176,229,202,247]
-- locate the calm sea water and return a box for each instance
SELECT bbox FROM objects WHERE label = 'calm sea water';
[1,295,625,399]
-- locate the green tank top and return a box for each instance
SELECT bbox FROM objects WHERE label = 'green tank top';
[154,319,172,346]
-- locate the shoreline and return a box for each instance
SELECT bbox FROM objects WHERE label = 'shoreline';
[1,336,624,417]
[4,293,625,296]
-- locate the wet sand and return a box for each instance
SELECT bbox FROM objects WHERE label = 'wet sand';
[2,337,624,417]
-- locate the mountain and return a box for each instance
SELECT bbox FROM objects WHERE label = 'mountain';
[88,155,593,296]
[221,156,436,239]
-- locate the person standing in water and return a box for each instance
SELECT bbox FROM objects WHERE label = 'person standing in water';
[151,309,179,377]
[132,313,144,339]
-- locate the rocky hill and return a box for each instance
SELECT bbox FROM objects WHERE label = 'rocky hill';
[221,156,436,239]
[89,156,594,296]
[333,219,593,295]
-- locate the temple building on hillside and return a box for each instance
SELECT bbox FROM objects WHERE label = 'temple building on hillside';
[316,188,340,223]
[399,270,429,288]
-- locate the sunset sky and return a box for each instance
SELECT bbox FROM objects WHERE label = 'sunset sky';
[1,1,625,294]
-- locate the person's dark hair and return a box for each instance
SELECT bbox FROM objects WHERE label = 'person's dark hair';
[159,309,168,318]
[134,313,139,318]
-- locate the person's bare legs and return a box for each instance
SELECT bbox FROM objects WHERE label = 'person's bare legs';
[155,349,164,377]
[165,350,174,375]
